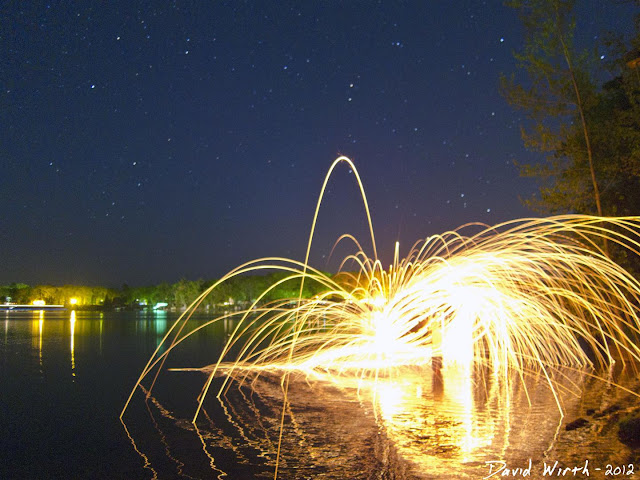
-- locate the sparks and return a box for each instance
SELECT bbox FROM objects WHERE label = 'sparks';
[122,157,640,476]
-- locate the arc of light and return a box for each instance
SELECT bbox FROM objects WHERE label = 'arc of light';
[274,156,378,479]
[302,156,378,272]
[121,258,332,420]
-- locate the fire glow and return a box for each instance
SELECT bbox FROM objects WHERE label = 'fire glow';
[122,157,640,475]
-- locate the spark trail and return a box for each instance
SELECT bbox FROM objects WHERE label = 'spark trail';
[122,157,640,477]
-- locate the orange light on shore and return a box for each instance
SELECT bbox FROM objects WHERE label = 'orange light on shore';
[69,298,78,306]
[32,300,46,306]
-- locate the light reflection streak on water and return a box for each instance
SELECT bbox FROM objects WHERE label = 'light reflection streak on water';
[70,310,76,378]
[121,364,619,479]
[120,416,159,480]
[236,384,277,458]
[29,311,45,373]
[371,369,485,466]
[155,315,167,334]
[99,313,103,355]
[193,421,227,480]
[30,312,39,347]
[154,312,168,348]
[125,386,230,480]
[356,364,571,477]
[39,310,43,369]
[143,396,189,478]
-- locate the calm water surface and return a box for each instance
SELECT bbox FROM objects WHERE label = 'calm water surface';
[1,310,638,479]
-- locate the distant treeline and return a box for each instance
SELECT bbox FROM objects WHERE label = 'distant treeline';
[0,272,331,310]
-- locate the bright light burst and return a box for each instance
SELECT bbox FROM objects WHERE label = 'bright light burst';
[122,156,640,443]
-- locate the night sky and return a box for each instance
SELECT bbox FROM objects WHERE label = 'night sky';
[1,1,636,287]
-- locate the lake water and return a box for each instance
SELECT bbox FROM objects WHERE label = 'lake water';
[1,310,638,479]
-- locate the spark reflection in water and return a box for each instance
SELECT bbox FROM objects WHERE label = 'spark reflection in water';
[122,157,640,478]
[121,365,631,479]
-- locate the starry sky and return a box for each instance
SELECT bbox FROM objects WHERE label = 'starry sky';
[1,1,637,287]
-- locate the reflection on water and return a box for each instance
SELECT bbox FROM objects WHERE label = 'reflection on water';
[12,309,177,381]
[70,310,76,378]
[2,310,638,479]
[30,310,45,372]
[122,361,639,480]
[359,366,571,477]
[154,312,167,343]
[120,416,159,480]
[38,310,44,371]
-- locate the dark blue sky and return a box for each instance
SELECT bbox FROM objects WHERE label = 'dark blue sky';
[1,1,636,287]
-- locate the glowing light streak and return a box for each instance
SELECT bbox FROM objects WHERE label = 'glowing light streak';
[122,157,640,478]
